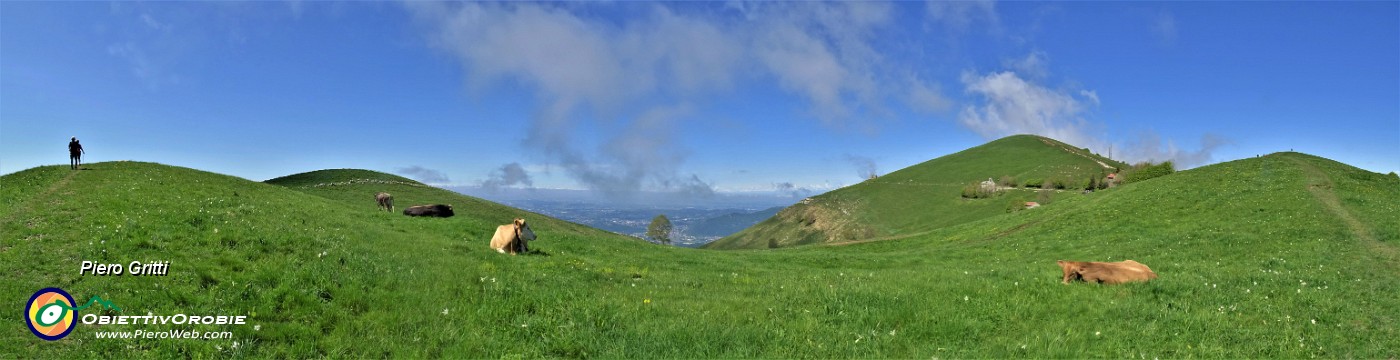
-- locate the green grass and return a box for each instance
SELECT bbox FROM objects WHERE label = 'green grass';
[3,150,1397,358]
[709,134,1129,249]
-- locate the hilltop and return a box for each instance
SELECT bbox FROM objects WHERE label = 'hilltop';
[707,134,1128,249]
[4,153,1398,358]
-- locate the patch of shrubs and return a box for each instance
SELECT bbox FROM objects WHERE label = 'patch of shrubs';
[998,176,1018,188]
[1036,189,1055,205]
[960,182,998,199]
[1122,161,1175,183]
[1023,178,1043,188]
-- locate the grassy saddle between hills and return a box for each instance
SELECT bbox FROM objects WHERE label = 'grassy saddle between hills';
[2,152,1397,358]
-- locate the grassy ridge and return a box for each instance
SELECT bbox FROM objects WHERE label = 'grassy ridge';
[709,135,1127,249]
[4,152,1398,358]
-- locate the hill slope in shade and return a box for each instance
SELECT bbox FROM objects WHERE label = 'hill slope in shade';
[3,153,1397,358]
[707,134,1128,249]
[687,206,785,239]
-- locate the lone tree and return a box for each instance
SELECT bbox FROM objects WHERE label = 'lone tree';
[647,214,673,245]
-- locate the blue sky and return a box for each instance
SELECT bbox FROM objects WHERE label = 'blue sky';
[3,1,1397,203]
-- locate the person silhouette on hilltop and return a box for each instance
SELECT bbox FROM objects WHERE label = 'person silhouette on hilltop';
[68,137,85,170]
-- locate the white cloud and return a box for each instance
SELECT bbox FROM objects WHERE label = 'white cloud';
[1119,133,1229,169]
[908,77,953,114]
[925,0,999,33]
[407,2,944,196]
[478,163,534,192]
[958,70,1102,150]
[396,166,451,184]
[958,68,1224,169]
[1004,51,1049,80]
[1079,90,1100,106]
[1155,11,1177,45]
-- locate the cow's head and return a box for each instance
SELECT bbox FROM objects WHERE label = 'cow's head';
[1057,260,1084,284]
[515,218,537,241]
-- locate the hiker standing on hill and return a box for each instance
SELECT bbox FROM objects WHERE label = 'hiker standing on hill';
[68,137,85,170]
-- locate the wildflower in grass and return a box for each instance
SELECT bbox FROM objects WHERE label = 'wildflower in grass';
[232,341,240,349]
[254,325,261,331]
[441,308,449,316]
[1311,319,1316,325]
[1095,331,1101,337]
[644,298,652,304]
[964,296,969,302]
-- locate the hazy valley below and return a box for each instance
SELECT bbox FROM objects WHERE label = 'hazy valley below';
[451,187,790,247]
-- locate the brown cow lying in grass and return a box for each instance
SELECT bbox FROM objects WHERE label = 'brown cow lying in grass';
[375,192,394,212]
[1057,260,1157,284]
[490,218,537,255]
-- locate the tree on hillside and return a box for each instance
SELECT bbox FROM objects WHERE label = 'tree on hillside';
[647,214,674,245]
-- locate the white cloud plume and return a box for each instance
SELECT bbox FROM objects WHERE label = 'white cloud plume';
[925,0,999,33]
[773,182,814,198]
[1003,50,1050,80]
[479,163,534,192]
[958,70,1103,150]
[1155,11,1177,45]
[957,64,1225,169]
[1119,133,1229,169]
[843,154,879,179]
[407,2,947,196]
[396,166,451,184]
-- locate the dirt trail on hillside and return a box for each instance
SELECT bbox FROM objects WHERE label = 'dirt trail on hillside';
[1042,139,1114,170]
[1,169,77,228]
[1288,157,1399,263]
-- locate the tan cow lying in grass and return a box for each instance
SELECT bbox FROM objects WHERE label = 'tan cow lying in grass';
[1057,260,1157,284]
[490,218,537,255]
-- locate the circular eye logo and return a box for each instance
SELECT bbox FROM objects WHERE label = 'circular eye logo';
[26,288,77,341]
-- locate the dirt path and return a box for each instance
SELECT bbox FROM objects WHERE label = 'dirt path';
[1,168,77,227]
[1041,138,1114,170]
[1288,157,1398,262]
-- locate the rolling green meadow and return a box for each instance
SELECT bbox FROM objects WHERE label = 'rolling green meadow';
[3,142,1399,357]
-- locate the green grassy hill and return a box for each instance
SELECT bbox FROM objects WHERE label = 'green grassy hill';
[4,152,1398,358]
[707,134,1128,249]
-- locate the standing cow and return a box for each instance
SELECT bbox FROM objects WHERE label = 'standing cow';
[375,192,394,212]
[490,218,537,255]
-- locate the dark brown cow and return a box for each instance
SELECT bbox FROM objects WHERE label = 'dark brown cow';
[403,204,454,218]
[375,192,394,212]
[1057,260,1157,284]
